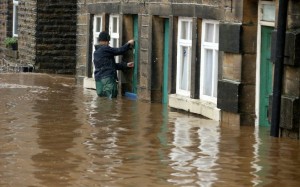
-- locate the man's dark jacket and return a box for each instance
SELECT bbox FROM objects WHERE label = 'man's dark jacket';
[93,43,131,81]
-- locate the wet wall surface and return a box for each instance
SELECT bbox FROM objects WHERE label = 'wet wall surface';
[0,73,300,187]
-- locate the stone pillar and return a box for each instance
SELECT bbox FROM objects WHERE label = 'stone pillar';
[18,0,37,66]
[219,0,258,126]
[76,0,90,83]
[138,14,152,101]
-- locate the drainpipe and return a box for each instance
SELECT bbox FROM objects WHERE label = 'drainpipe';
[270,0,289,137]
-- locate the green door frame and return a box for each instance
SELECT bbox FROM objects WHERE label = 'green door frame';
[162,19,170,104]
[132,15,139,94]
[259,26,273,126]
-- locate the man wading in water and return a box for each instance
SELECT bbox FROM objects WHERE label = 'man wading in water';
[93,31,134,98]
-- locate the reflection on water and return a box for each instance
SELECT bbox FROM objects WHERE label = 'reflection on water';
[1,73,300,187]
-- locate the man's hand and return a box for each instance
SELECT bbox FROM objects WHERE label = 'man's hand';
[127,62,134,67]
[128,39,134,46]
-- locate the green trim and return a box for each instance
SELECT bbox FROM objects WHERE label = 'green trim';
[162,19,170,104]
[133,15,139,94]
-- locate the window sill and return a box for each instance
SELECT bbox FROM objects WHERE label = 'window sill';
[169,94,221,121]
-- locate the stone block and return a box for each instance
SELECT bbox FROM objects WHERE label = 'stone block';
[141,25,149,38]
[280,95,300,130]
[241,25,257,54]
[195,4,223,20]
[222,53,242,81]
[139,49,149,63]
[284,66,300,97]
[221,111,240,129]
[141,15,150,25]
[217,80,240,113]
[140,38,149,49]
[219,23,242,53]
[240,113,255,126]
[172,4,194,17]
[242,0,258,24]
[239,84,255,113]
[241,54,256,84]
[149,4,171,16]
[271,29,300,66]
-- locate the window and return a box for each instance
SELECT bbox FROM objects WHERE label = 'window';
[92,15,103,78]
[109,15,120,63]
[200,20,219,103]
[176,18,192,96]
[261,2,275,22]
[13,0,18,37]
[93,16,102,45]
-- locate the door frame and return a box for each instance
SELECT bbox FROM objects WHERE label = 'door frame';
[133,15,139,94]
[162,18,170,104]
[255,1,275,126]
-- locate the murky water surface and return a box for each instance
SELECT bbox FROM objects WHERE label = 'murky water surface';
[1,73,300,187]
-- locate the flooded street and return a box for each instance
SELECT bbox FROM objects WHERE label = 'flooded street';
[0,73,300,187]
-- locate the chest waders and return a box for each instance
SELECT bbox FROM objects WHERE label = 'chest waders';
[96,77,118,98]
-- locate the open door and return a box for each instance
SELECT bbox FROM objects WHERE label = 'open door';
[121,15,138,98]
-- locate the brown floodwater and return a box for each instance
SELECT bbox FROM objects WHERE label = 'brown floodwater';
[0,73,300,187]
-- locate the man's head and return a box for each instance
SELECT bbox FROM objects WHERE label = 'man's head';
[98,31,111,43]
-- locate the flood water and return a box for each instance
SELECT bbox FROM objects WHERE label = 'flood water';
[0,73,300,187]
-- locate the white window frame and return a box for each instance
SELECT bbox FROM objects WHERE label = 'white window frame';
[109,15,120,63]
[176,17,192,96]
[92,15,103,78]
[13,0,19,37]
[200,20,219,103]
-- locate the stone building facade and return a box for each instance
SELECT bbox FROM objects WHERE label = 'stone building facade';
[0,0,77,73]
[1,0,299,137]
[76,0,300,137]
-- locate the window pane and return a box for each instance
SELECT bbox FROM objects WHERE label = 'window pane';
[262,4,275,22]
[181,21,188,40]
[15,7,18,31]
[96,17,101,32]
[203,49,213,96]
[112,38,118,47]
[113,17,118,33]
[180,46,189,91]
[213,50,218,97]
[205,23,214,42]
[13,5,18,35]
[215,24,219,43]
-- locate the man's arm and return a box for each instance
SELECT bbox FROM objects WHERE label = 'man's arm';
[109,40,134,55]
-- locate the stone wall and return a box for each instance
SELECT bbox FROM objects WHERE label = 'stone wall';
[76,0,89,83]
[1,0,77,74]
[218,0,258,126]
[18,0,37,66]
[281,0,300,138]
[76,0,225,96]
[35,0,77,74]
[0,1,11,55]
[76,1,259,122]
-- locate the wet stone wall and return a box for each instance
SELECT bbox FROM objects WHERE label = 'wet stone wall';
[18,0,37,66]
[35,0,77,74]
[0,1,10,47]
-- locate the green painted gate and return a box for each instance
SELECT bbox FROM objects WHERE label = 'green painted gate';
[259,26,273,126]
